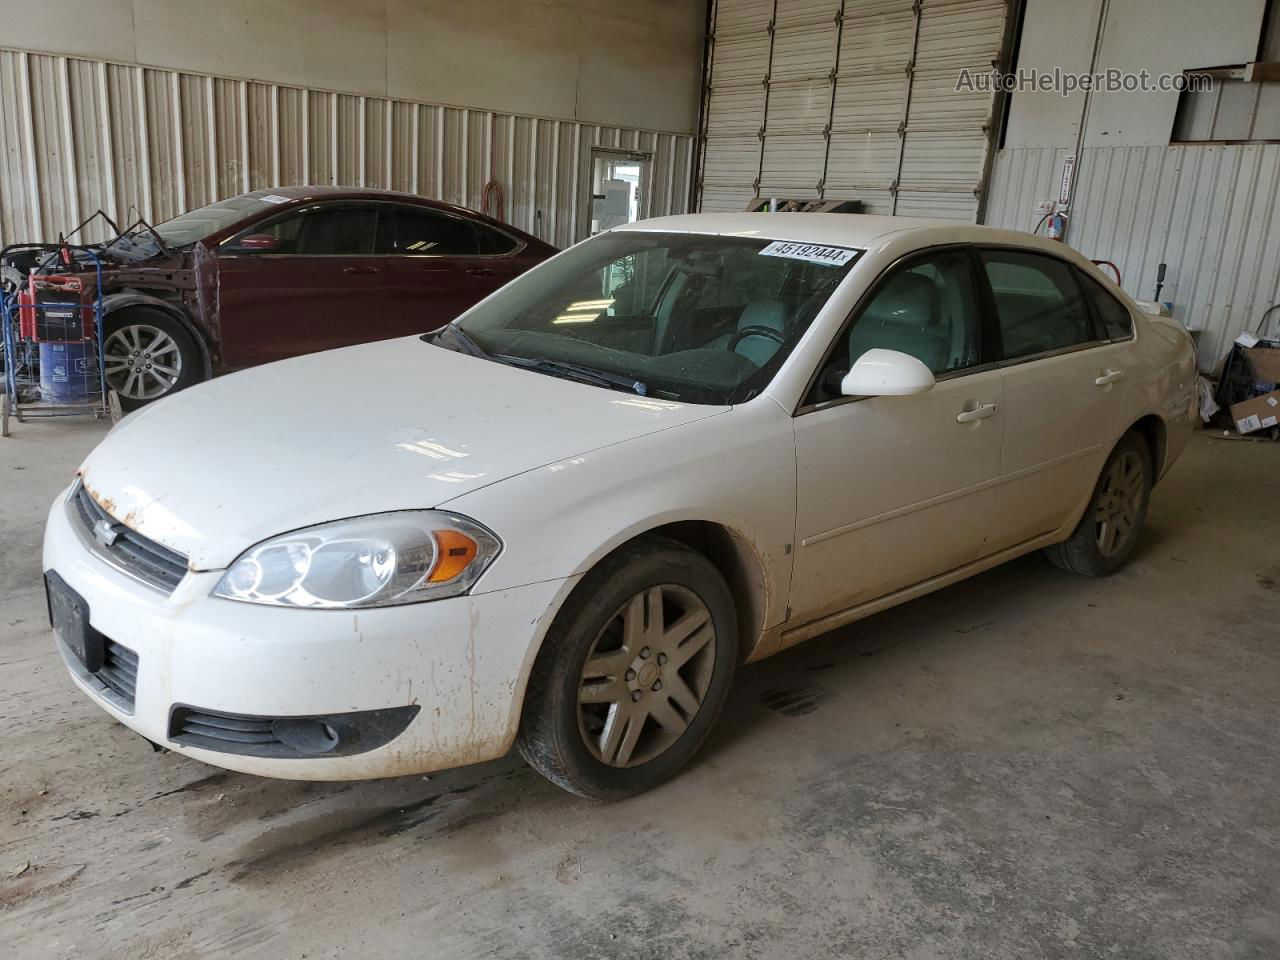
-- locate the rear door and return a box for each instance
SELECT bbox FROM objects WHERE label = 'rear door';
[379,205,519,334]
[215,201,385,368]
[978,249,1131,552]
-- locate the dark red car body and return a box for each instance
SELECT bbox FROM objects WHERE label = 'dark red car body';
[85,187,556,376]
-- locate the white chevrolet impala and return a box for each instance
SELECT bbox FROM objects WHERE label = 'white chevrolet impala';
[43,214,1197,798]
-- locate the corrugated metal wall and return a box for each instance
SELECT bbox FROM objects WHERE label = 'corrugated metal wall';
[986,143,1280,367]
[0,48,696,250]
[698,0,1008,219]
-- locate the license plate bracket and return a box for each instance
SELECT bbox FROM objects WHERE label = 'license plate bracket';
[45,571,104,673]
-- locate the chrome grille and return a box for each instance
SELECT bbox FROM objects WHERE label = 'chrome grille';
[71,482,188,592]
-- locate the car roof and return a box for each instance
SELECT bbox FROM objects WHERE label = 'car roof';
[229,186,549,245]
[615,212,1065,256]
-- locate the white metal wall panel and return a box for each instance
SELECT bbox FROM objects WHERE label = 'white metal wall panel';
[0,48,693,250]
[986,143,1280,369]
[701,0,1006,218]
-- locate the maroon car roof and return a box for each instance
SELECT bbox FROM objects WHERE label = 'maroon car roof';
[235,186,547,246]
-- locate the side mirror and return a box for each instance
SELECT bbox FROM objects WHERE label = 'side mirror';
[237,233,281,251]
[840,348,935,397]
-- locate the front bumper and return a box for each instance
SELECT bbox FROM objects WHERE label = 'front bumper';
[42,487,573,780]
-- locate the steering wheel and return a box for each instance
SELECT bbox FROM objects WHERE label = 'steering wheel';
[727,325,786,353]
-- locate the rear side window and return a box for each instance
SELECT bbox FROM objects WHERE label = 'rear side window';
[1078,272,1134,341]
[980,250,1095,360]
[382,206,479,255]
[475,223,520,255]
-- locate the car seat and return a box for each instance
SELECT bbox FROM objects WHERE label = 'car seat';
[847,273,948,372]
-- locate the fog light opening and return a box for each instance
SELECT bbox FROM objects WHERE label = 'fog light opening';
[271,717,344,755]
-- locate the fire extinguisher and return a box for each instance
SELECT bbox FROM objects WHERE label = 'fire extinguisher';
[1046,211,1069,241]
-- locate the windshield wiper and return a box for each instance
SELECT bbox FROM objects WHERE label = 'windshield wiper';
[496,355,648,396]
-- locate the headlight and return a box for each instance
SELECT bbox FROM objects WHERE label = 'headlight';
[212,511,500,608]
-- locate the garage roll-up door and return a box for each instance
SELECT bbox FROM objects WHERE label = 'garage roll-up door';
[698,0,1010,220]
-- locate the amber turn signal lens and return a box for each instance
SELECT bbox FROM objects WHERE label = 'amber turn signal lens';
[428,530,479,582]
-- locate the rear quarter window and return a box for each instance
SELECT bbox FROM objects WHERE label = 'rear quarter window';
[1078,272,1135,341]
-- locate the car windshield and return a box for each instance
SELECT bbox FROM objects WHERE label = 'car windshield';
[448,231,861,404]
[103,193,294,259]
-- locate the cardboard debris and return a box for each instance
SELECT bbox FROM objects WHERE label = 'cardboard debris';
[1230,389,1280,434]
[1243,346,1280,384]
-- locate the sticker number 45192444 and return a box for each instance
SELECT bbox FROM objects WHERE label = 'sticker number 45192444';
[758,240,858,267]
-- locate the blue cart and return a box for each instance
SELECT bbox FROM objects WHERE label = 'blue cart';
[1,244,114,438]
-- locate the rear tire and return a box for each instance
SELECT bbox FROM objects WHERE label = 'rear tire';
[103,308,203,411]
[516,536,738,800]
[1044,430,1152,577]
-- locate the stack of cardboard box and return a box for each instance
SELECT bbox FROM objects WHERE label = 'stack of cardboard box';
[1230,336,1280,435]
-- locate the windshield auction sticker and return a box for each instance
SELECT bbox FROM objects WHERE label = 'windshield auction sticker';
[759,241,857,267]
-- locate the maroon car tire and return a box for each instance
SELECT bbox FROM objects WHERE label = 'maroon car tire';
[103,308,204,410]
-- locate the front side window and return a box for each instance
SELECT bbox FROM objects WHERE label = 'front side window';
[225,203,378,255]
[809,249,982,403]
[980,250,1095,360]
[449,232,861,404]
[1078,272,1134,341]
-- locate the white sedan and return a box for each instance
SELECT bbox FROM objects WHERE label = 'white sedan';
[43,214,1197,799]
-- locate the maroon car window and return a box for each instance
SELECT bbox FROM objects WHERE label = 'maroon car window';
[381,206,479,256]
[227,203,378,255]
[475,223,519,255]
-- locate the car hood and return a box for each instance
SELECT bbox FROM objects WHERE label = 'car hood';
[78,337,727,570]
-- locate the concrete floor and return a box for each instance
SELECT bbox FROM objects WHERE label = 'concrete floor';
[1,419,1277,960]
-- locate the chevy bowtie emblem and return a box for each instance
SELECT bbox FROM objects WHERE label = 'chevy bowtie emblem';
[93,518,120,547]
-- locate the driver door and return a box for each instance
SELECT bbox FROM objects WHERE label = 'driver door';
[216,201,386,368]
[786,248,1005,628]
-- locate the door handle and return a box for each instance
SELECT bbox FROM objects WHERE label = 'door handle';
[466,265,497,277]
[342,265,381,275]
[1095,369,1125,386]
[956,403,997,423]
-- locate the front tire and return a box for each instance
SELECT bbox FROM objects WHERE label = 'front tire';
[516,536,738,800]
[103,308,203,411]
[1045,430,1152,577]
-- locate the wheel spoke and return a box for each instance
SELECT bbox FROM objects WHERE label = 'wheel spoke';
[613,712,645,766]
[598,704,644,766]
[147,369,174,392]
[649,697,689,735]
[662,606,709,652]
[123,369,141,397]
[579,678,623,705]
[1102,521,1119,556]
[622,592,648,649]
[145,331,173,356]
[582,649,628,682]
[670,623,714,670]
[150,361,179,378]
[666,673,700,718]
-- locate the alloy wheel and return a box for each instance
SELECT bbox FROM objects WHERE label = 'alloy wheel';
[1095,450,1144,557]
[103,324,183,401]
[577,584,717,768]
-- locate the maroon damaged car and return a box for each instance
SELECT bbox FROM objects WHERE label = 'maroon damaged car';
[69,187,556,408]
